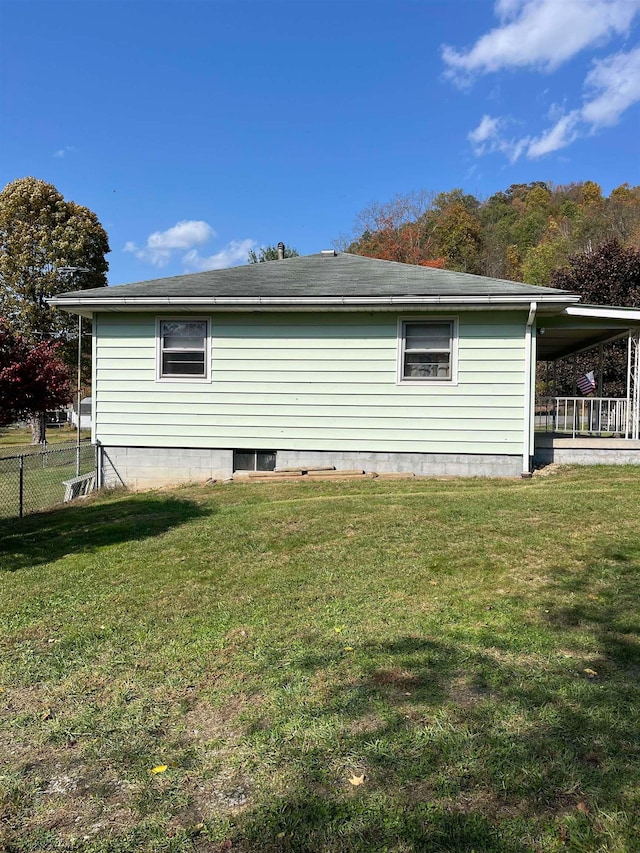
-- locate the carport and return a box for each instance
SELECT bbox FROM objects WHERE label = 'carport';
[533,304,640,466]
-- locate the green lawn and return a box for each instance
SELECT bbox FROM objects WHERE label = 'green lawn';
[0,445,95,519]
[1,468,639,852]
[0,427,91,457]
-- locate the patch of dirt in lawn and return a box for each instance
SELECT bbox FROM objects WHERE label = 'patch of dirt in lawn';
[447,674,491,708]
[224,625,251,644]
[183,696,249,745]
[344,712,386,736]
[369,668,424,691]
[5,750,139,842]
[189,771,252,818]
[446,789,533,819]
[2,682,55,715]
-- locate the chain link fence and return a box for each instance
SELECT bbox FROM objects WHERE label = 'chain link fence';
[0,442,97,519]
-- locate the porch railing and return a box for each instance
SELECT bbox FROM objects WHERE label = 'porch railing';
[536,397,629,437]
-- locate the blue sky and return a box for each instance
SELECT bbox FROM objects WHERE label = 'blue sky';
[1,0,639,285]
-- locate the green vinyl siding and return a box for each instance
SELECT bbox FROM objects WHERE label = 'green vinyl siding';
[93,311,527,454]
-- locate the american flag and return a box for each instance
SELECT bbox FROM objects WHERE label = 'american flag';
[577,371,596,396]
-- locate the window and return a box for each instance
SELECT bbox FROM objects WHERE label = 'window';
[158,319,209,379]
[399,319,457,382]
[233,450,277,472]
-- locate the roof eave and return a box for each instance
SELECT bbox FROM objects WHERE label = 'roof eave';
[49,294,579,314]
[563,304,640,322]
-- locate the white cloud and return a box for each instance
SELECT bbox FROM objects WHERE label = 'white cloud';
[468,114,502,149]
[182,239,257,272]
[468,42,640,162]
[124,220,216,266]
[582,44,640,127]
[526,110,581,157]
[459,3,640,163]
[53,146,75,158]
[443,0,640,81]
[469,109,582,162]
[494,0,526,21]
[468,114,529,162]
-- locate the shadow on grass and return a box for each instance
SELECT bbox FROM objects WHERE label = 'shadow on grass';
[224,546,640,851]
[0,493,211,573]
[543,539,640,664]
[3,510,638,851]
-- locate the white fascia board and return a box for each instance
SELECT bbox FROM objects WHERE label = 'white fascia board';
[564,304,640,322]
[49,294,579,313]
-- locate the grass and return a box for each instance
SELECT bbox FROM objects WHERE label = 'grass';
[0,467,639,852]
[0,427,91,457]
[0,444,95,519]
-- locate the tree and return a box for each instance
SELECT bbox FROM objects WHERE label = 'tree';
[549,241,640,396]
[248,244,299,263]
[342,190,446,266]
[0,177,110,439]
[521,218,571,286]
[431,200,483,273]
[550,240,640,307]
[0,321,71,426]
[342,181,640,279]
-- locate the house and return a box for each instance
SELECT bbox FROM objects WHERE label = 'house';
[50,252,640,488]
[70,396,93,430]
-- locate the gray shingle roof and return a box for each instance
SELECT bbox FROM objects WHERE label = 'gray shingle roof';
[55,252,574,300]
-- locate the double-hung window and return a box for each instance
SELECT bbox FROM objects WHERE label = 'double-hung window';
[399,319,457,383]
[158,319,209,380]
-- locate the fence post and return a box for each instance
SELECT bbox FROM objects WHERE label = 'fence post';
[96,444,102,490]
[76,444,81,478]
[19,454,24,519]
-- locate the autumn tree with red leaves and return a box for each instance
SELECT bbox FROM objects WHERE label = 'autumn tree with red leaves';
[340,191,447,267]
[0,322,71,427]
[548,241,640,396]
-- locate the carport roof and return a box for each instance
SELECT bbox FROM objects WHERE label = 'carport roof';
[537,305,640,361]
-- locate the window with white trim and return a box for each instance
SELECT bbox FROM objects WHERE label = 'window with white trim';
[158,319,209,379]
[399,319,456,382]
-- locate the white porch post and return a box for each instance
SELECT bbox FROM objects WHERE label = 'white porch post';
[629,329,640,441]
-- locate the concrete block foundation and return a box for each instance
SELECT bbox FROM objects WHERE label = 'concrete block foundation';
[99,445,522,489]
[101,446,233,490]
[534,434,640,467]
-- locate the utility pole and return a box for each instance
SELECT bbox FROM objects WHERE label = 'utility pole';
[59,267,90,474]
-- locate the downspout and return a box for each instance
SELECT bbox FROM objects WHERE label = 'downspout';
[522,301,537,477]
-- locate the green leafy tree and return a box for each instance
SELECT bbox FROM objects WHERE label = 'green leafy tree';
[432,201,483,273]
[343,180,640,281]
[0,177,110,439]
[248,244,299,263]
[521,219,571,286]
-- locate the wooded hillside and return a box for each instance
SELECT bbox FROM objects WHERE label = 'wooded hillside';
[344,181,640,286]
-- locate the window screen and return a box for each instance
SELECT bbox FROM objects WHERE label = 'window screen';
[159,320,207,377]
[234,450,277,471]
[401,321,453,380]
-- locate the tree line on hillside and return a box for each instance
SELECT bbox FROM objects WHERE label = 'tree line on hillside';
[342,181,640,286]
